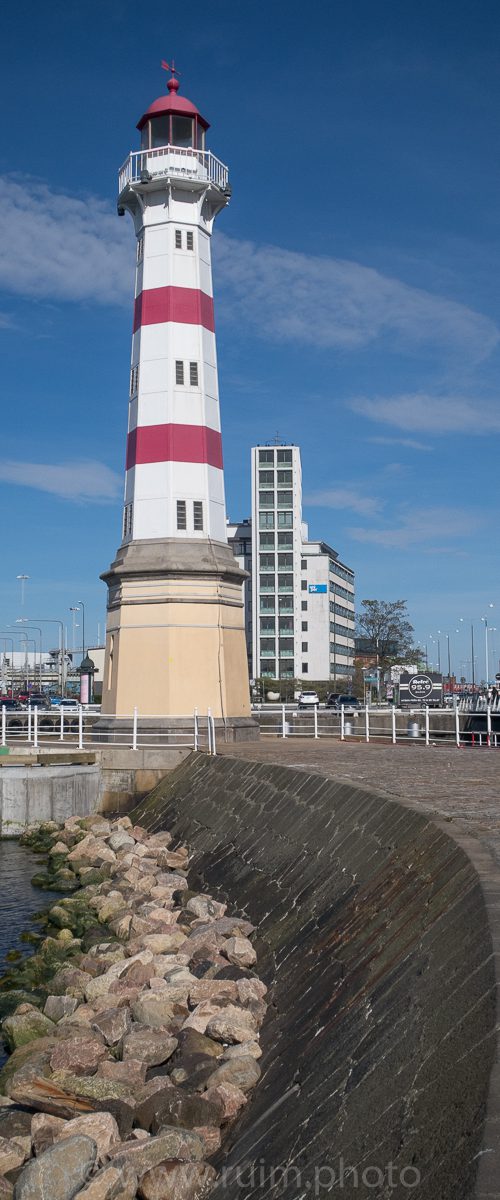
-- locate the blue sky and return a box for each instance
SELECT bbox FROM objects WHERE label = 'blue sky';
[1,0,499,679]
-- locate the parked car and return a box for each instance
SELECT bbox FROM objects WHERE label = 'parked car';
[0,697,21,710]
[50,697,80,709]
[332,695,361,711]
[325,693,341,708]
[26,694,51,708]
[297,690,320,709]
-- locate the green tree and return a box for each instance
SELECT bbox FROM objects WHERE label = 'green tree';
[357,600,415,667]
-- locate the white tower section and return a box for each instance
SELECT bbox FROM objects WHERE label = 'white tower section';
[119,70,231,547]
[98,66,254,733]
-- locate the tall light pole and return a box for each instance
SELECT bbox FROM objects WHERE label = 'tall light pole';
[78,601,86,661]
[12,625,43,690]
[69,608,79,653]
[437,631,451,683]
[482,605,495,685]
[459,618,476,691]
[16,574,29,610]
[18,618,66,696]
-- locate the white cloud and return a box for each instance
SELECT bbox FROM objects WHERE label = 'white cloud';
[214,233,499,359]
[0,177,131,305]
[0,459,122,503]
[367,435,433,451]
[0,176,497,363]
[348,506,481,549]
[351,393,500,434]
[304,487,382,516]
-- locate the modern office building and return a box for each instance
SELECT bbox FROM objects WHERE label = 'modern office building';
[228,445,355,684]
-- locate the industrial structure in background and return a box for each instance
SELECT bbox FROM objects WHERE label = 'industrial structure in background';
[97,64,255,738]
[228,444,355,688]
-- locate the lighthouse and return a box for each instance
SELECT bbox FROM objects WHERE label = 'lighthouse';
[99,64,254,737]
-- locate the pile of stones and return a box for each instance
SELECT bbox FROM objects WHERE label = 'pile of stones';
[0,814,266,1199]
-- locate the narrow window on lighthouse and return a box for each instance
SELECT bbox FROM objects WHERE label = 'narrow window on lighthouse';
[189,362,199,387]
[176,501,187,530]
[175,230,182,249]
[175,361,184,385]
[186,231,194,250]
[136,236,144,262]
[130,365,139,396]
[193,501,204,531]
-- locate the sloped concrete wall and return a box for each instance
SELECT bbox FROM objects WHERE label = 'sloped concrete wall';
[132,753,498,1200]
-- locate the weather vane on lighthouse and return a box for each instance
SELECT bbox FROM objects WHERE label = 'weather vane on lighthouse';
[161,59,181,92]
[97,64,255,740]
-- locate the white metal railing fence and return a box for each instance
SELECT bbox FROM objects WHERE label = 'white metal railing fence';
[118,145,229,194]
[1,706,217,755]
[251,704,500,748]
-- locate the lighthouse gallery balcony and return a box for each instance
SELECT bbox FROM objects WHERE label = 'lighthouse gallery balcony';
[118,144,229,195]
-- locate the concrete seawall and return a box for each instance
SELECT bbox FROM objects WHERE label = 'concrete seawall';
[0,763,100,836]
[132,753,498,1199]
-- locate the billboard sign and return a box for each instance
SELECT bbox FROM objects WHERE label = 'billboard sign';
[308,584,327,594]
[399,672,443,706]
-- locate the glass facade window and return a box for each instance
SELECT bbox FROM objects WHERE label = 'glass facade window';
[301,621,308,631]
[278,512,293,528]
[277,490,293,508]
[261,661,276,677]
[150,115,170,147]
[259,470,274,485]
[277,469,293,484]
[259,574,275,592]
[301,662,308,674]
[172,115,194,146]
[260,617,275,633]
[279,596,293,612]
[260,639,276,657]
[259,449,274,464]
[277,449,292,463]
[260,596,275,612]
[278,552,293,568]
[259,532,275,548]
[259,512,274,529]
[278,574,293,592]
[279,661,294,678]
[259,491,274,508]
[279,639,294,656]
[279,616,294,632]
[277,532,293,547]
[301,600,308,611]
[259,554,275,569]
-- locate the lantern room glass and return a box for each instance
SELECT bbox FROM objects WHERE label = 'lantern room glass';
[140,115,206,151]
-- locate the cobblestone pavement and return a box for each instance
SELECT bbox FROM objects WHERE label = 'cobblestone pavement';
[218,738,500,853]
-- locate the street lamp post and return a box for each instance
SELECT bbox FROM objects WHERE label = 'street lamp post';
[481,606,495,685]
[10,625,43,690]
[69,608,79,653]
[16,574,29,610]
[78,602,86,661]
[18,619,66,696]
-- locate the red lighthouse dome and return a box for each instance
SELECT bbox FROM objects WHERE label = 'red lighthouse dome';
[137,62,209,151]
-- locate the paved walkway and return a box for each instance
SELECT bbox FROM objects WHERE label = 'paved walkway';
[219,738,500,851]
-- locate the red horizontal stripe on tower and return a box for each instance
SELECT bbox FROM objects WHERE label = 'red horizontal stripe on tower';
[133,287,215,333]
[126,424,223,470]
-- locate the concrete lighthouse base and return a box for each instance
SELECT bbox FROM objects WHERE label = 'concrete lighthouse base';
[93,538,259,743]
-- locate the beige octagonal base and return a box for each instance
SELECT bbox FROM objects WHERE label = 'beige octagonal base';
[96,538,258,741]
